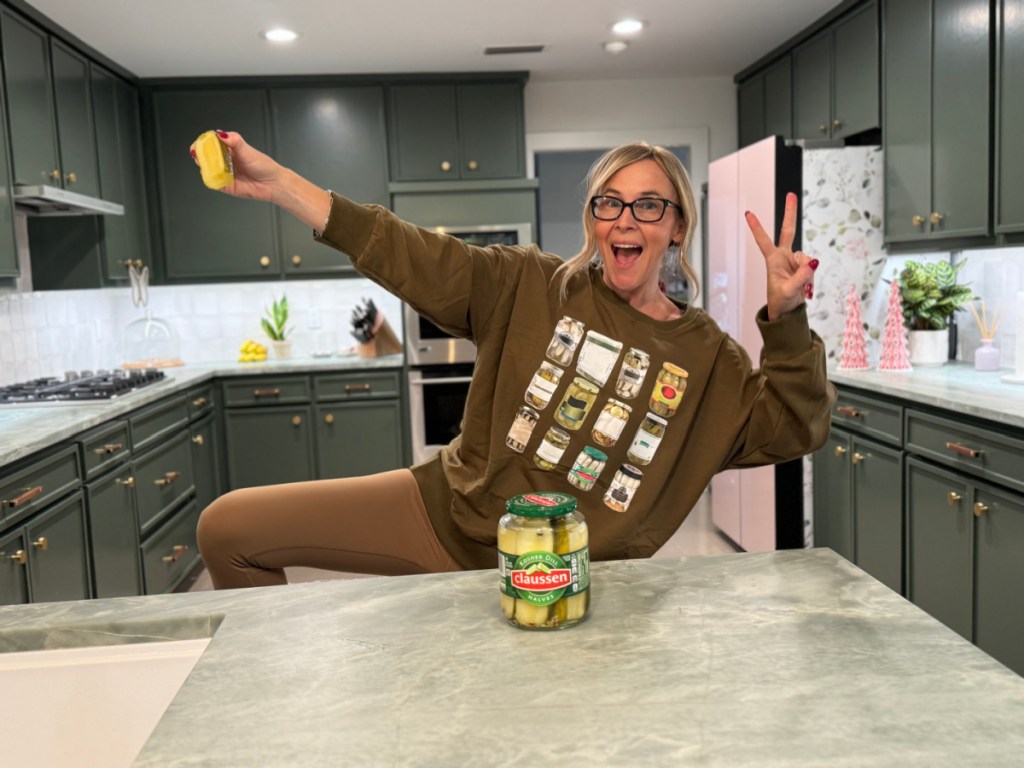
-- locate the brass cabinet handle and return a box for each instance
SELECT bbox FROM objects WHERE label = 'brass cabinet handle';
[832,118,843,129]
[162,544,190,564]
[292,254,302,267]
[945,441,982,458]
[467,160,479,171]
[834,445,847,458]
[259,256,271,268]
[836,406,862,418]
[851,452,865,465]
[50,169,61,181]
[116,476,135,488]
[32,536,48,551]
[121,259,143,269]
[253,388,281,398]
[912,214,925,227]
[2,485,43,509]
[973,502,989,517]
[344,383,371,393]
[9,550,27,565]
[292,415,302,426]
[192,396,209,407]
[93,442,125,456]
[154,471,182,487]
[818,123,827,134]
[192,434,205,446]
[324,413,335,425]
[65,171,77,184]
[440,160,452,172]
[930,212,944,225]
[947,491,962,505]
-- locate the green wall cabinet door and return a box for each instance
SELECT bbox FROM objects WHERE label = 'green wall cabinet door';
[50,39,99,197]
[86,466,143,599]
[153,89,277,280]
[763,57,793,141]
[851,435,903,594]
[737,76,765,148]
[813,429,853,560]
[0,64,19,279]
[315,401,404,479]
[0,528,29,604]
[388,84,459,181]
[190,413,223,512]
[997,0,1024,235]
[25,491,91,603]
[270,86,389,274]
[456,83,524,180]
[793,32,831,140]
[884,0,991,244]
[224,405,315,489]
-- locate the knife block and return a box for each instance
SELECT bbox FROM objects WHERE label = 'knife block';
[358,315,402,358]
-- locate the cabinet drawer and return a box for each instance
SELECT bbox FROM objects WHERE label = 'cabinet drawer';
[187,383,216,419]
[905,410,1024,494]
[141,499,200,595]
[222,376,311,406]
[79,419,131,480]
[131,395,189,452]
[829,389,902,444]
[315,370,401,401]
[135,432,195,534]
[1,445,82,526]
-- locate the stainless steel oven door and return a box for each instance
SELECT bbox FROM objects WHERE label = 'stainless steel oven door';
[404,303,476,366]
[407,366,473,465]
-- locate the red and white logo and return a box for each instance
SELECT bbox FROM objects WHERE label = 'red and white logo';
[511,568,572,592]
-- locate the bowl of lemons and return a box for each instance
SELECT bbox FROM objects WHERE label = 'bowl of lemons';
[237,339,268,363]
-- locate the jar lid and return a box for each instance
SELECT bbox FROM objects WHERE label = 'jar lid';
[582,446,608,462]
[619,464,644,481]
[506,492,578,518]
[661,362,689,378]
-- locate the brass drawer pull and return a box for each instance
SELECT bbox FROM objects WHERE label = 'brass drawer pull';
[945,441,982,459]
[344,383,372,393]
[834,445,847,457]
[192,435,205,446]
[836,406,862,418]
[9,550,27,565]
[973,502,989,517]
[192,396,209,407]
[116,476,136,488]
[947,491,962,505]
[324,413,335,425]
[162,544,190,564]
[292,415,303,427]
[154,471,182,487]
[32,536,48,551]
[253,388,282,398]
[65,171,78,184]
[93,442,125,455]
[2,485,43,509]
[851,452,865,465]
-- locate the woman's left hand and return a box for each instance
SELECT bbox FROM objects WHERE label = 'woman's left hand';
[745,192,819,321]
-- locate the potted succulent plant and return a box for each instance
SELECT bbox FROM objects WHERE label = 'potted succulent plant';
[261,294,294,358]
[898,260,977,365]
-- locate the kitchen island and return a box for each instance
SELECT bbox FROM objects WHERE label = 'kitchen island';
[2,549,1022,766]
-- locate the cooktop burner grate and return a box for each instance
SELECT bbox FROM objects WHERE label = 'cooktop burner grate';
[0,369,167,404]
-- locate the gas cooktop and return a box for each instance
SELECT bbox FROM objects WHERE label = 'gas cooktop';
[0,369,168,405]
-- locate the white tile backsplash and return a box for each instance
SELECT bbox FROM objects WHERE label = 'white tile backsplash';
[955,247,1024,369]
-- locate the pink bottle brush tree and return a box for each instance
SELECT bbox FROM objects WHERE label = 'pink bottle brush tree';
[878,279,913,372]
[837,284,870,370]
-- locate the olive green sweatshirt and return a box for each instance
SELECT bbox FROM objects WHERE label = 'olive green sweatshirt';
[316,194,835,569]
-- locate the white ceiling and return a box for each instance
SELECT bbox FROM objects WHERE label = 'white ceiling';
[24,0,844,81]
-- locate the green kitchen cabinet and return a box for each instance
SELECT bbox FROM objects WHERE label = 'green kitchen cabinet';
[997,0,1024,235]
[141,499,200,595]
[813,429,854,561]
[85,463,142,599]
[793,1,878,141]
[223,405,315,489]
[737,75,766,149]
[24,491,91,603]
[883,0,991,244]
[316,400,404,479]
[738,56,792,148]
[0,528,29,604]
[114,75,153,273]
[190,412,223,513]
[269,86,389,275]
[387,81,525,181]
[0,60,18,279]
[50,39,99,197]
[152,88,277,280]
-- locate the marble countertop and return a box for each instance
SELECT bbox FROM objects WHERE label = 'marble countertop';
[1,549,1022,766]
[829,362,1024,429]
[0,354,405,467]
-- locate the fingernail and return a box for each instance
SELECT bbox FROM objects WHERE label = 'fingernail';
[805,284,814,299]
[809,258,820,270]
[216,129,229,139]
[189,147,196,158]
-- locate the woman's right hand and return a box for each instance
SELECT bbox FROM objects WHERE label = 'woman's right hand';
[189,130,282,202]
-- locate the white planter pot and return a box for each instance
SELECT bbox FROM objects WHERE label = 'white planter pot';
[271,339,293,359]
[908,329,949,365]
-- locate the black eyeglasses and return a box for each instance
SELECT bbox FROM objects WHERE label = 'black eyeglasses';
[590,195,681,222]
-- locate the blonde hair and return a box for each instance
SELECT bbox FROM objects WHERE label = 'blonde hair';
[554,142,699,301]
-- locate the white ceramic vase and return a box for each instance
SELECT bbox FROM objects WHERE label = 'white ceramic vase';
[907,328,949,365]
[271,339,293,359]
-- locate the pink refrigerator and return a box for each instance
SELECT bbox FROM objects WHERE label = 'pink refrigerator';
[706,136,804,552]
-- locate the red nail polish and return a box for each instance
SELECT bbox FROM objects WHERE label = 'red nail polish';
[216,130,229,139]
[809,258,820,270]
[805,284,813,299]
[189,147,196,158]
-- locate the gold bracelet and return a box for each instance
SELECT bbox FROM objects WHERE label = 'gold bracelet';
[313,189,334,237]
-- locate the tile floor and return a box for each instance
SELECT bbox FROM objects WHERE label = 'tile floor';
[189,489,737,592]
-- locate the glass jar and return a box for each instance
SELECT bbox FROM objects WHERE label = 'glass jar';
[533,426,571,470]
[591,398,632,447]
[614,348,650,400]
[649,362,689,417]
[546,316,585,366]
[626,412,668,466]
[567,446,608,492]
[576,330,623,387]
[603,464,643,513]
[505,405,540,453]
[498,492,590,630]
[554,376,600,431]
[524,361,563,410]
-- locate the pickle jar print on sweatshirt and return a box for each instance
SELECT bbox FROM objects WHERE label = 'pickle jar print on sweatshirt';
[546,317,585,366]
[575,330,623,387]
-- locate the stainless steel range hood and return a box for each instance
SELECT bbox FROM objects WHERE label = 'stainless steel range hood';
[14,184,124,216]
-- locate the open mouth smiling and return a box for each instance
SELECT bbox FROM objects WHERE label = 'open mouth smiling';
[612,243,643,264]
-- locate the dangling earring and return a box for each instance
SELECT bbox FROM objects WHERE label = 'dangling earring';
[665,242,680,263]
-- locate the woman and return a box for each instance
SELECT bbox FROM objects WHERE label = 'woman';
[195,131,834,588]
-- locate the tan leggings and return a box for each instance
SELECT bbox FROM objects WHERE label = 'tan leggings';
[196,469,463,589]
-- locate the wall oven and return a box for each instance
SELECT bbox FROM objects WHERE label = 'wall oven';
[405,223,531,464]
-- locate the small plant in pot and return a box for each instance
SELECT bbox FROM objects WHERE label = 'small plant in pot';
[898,260,977,365]
[262,294,294,358]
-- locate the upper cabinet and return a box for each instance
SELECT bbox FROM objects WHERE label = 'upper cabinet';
[387,81,525,181]
[0,55,17,279]
[883,0,991,245]
[738,56,791,148]
[997,0,1024,237]
[793,1,879,141]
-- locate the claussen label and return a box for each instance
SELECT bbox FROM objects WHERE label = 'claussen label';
[498,547,590,606]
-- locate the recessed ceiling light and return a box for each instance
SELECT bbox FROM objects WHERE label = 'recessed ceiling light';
[611,19,645,35]
[262,28,299,43]
[603,40,629,54]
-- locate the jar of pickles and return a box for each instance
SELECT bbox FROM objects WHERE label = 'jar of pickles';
[505,405,540,453]
[546,316,585,366]
[614,348,650,400]
[524,362,563,410]
[603,465,643,513]
[649,362,689,417]
[498,492,590,630]
[533,426,571,470]
[576,330,623,387]
[591,398,632,447]
[554,376,599,431]
[626,412,667,465]
[567,446,607,491]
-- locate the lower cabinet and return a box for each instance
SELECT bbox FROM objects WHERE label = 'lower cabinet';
[224,404,316,488]
[141,500,200,595]
[316,400,404,479]
[86,463,142,599]
[21,491,91,604]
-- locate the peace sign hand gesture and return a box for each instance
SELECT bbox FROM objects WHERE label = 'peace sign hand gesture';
[744,192,819,322]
